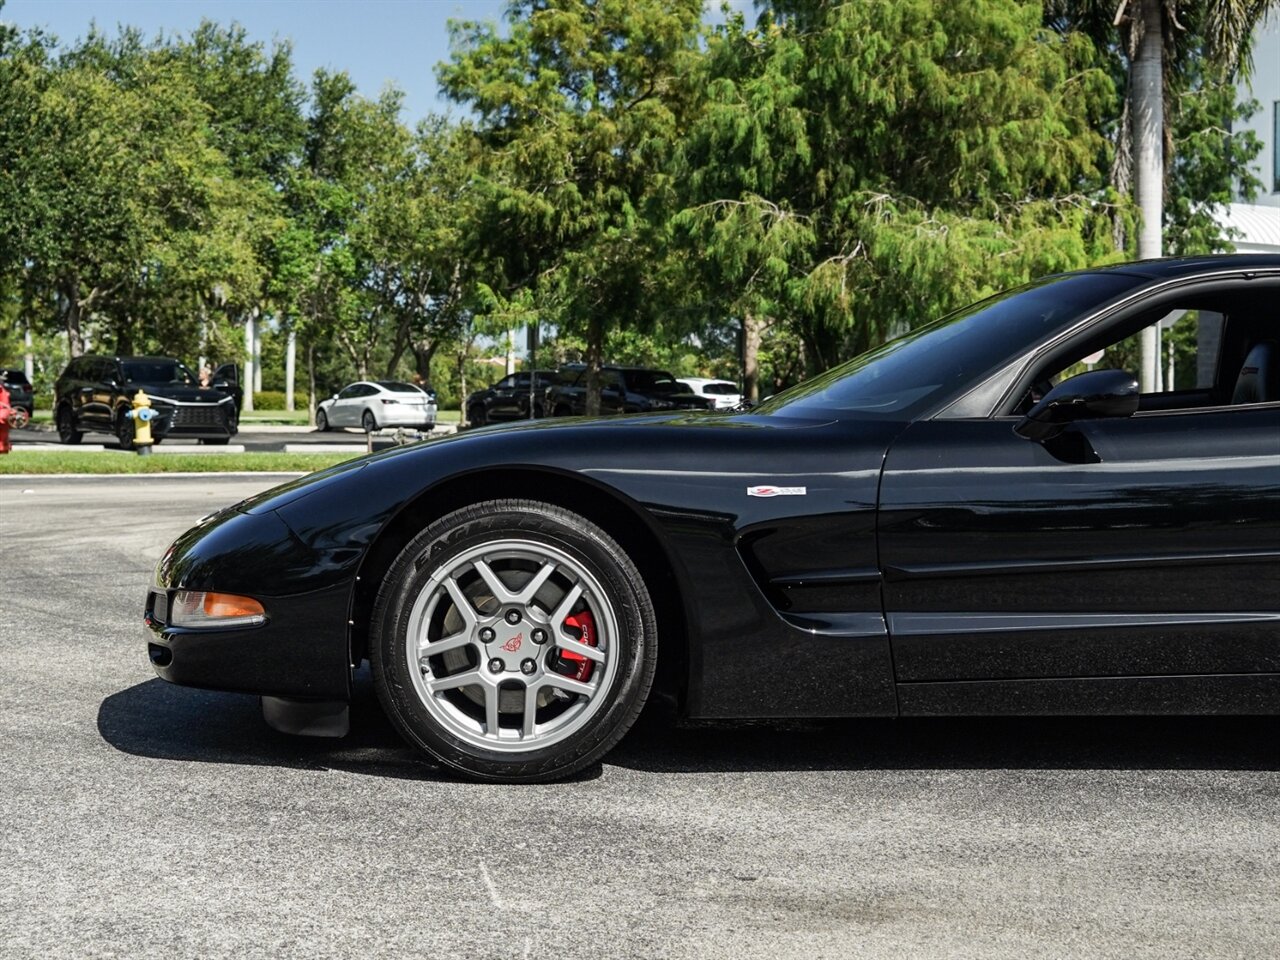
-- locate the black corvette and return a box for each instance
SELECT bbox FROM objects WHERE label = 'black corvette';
[145,255,1280,782]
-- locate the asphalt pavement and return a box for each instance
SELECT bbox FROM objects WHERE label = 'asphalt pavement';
[0,475,1277,959]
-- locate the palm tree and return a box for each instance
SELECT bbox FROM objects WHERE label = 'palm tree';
[1048,0,1278,389]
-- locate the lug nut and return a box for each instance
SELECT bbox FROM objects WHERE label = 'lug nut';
[531,628,548,645]
[479,627,495,642]
[505,609,521,625]
[487,658,504,673]
[520,658,537,675]
[418,656,431,672]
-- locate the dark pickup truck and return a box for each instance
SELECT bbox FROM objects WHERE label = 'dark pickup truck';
[546,366,715,416]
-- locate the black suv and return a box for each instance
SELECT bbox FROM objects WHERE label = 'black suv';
[465,370,559,425]
[1,368,34,417]
[546,366,714,416]
[54,355,239,448]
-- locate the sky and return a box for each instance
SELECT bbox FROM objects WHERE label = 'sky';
[2,0,511,123]
[4,1,752,125]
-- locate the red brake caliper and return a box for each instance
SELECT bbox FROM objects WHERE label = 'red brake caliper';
[560,609,597,682]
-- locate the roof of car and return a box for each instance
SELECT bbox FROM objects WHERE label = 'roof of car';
[1069,253,1280,281]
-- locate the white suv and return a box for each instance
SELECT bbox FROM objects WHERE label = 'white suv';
[677,378,742,410]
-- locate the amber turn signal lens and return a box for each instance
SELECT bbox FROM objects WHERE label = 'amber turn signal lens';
[169,590,266,628]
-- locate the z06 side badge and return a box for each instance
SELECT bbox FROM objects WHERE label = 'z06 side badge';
[747,485,807,497]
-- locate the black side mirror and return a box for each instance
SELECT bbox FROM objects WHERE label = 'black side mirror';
[1015,369,1139,442]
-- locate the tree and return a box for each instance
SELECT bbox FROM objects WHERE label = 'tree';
[439,0,704,414]
[354,119,478,384]
[678,0,1122,378]
[673,11,813,401]
[1048,0,1278,389]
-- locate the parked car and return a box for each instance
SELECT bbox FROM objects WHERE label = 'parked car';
[678,377,742,410]
[0,368,34,417]
[54,355,238,449]
[316,381,437,433]
[546,366,714,416]
[465,370,559,426]
[146,255,1280,784]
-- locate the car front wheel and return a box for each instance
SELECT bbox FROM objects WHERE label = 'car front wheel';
[316,409,329,432]
[56,406,83,444]
[370,499,658,782]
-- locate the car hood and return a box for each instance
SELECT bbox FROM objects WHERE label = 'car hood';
[231,407,866,518]
[126,382,233,403]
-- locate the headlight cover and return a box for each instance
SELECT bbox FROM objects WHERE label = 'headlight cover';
[169,590,266,628]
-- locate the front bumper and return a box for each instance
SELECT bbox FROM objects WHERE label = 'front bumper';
[145,506,352,700]
[149,398,238,440]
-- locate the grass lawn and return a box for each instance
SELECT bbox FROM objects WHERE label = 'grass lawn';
[0,451,361,474]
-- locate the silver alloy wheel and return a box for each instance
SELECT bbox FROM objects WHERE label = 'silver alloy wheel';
[404,539,619,753]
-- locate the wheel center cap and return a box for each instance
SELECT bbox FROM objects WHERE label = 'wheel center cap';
[486,618,538,670]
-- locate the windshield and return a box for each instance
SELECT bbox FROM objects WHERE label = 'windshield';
[758,273,1142,420]
[704,382,739,395]
[122,360,196,385]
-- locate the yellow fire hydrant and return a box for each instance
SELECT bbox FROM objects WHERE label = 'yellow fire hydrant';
[126,389,157,455]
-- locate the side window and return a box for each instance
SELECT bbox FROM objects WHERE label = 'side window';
[1054,308,1225,395]
[337,385,360,400]
[496,376,515,390]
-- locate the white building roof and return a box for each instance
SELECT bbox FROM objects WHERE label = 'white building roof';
[1217,201,1280,252]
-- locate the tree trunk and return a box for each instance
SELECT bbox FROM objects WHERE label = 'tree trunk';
[457,345,469,424]
[285,329,297,412]
[243,311,256,412]
[411,341,439,384]
[307,342,316,425]
[62,280,84,358]
[1133,0,1163,391]
[742,312,762,403]
[584,313,603,417]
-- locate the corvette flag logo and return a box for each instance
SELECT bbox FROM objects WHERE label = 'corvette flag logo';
[747,485,807,497]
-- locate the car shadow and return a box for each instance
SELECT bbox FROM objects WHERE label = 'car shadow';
[98,672,1280,780]
[98,669,597,783]
[612,713,1280,774]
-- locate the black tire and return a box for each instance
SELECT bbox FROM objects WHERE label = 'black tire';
[116,416,134,450]
[467,404,486,427]
[370,499,658,783]
[56,406,83,444]
[362,409,377,433]
[316,409,329,432]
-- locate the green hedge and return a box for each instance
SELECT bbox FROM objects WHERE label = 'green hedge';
[252,390,287,410]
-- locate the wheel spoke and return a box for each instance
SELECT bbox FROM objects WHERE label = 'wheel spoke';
[426,668,482,694]
[514,560,557,605]
[473,559,516,604]
[484,683,501,736]
[544,674,595,699]
[418,630,471,658]
[521,684,539,738]
[550,582,584,626]
[555,633,605,663]
[443,575,479,627]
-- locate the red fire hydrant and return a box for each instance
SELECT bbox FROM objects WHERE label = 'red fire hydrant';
[0,381,12,454]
